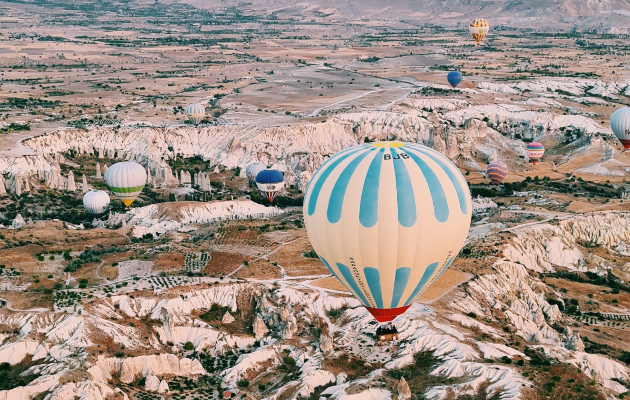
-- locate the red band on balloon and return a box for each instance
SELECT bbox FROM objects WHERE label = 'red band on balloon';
[365,305,411,323]
[620,139,630,150]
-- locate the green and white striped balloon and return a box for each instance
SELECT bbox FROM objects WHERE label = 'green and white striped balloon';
[105,162,147,206]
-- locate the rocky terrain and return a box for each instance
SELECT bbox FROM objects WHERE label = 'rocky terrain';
[0,210,628,400]
[0,1,630,398]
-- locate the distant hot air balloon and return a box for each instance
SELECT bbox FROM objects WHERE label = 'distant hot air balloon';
[447,71,463,88]
[304,141,472,323]
[83,190,110,215]
[469,19,490,45]
[185,103,205,125]
[246,162,266,182]
[525,142,545,165]
[486,161,508,185]
[105,162,147,207]
[610,107,630,150]
[256,169,284,202]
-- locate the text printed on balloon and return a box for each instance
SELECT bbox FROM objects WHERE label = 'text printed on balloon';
[350,257,375,307]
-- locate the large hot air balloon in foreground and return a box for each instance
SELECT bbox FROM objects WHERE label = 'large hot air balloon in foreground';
[447,71,463,88]
[83,190,110,215]
[486,161,508,186]
[610,107,630,150]
[525,142,545,165]
[256,169,284,202]
[105,162,147,207]
[304,142,472,323]
[246,162,266,182]
[185,103,205,125]
[469,19,490,45]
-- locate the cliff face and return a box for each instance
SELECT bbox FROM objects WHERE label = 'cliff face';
[0,78,621,195]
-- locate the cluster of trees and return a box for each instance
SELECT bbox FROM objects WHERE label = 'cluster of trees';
[64,245,126,272]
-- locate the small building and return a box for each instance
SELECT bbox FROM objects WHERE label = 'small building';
[377,322,399,343]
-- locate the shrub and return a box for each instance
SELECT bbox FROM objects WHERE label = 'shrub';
[237,379,249,389]
[184,341,194,351]
[52,282,64,290]
[303,249,318,258]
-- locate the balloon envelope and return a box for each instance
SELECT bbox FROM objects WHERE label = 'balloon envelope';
[83,190,110,215]
[469,19,490,44]
[525,142,545,165]
[246,162,266,182]
[486,162,508,185]
[304,141,472,322]
[185,103,205,125]
[105,162,147,206]
[256,169,284,202]
[610,107,630,149]
[447,71,463,88]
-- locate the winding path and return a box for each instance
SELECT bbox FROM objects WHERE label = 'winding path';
[0,297,49,313]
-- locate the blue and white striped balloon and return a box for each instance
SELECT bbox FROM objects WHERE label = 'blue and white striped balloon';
[304,141,472,322]
[185,103,205,125]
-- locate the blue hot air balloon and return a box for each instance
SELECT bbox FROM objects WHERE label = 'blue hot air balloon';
[447,71,463,88]
[304,142,472,323]
[256,169,284,202]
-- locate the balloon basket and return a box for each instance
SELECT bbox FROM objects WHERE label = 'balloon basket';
[376,322,400,343]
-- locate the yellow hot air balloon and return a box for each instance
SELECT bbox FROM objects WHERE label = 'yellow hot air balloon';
[469,19,490,45]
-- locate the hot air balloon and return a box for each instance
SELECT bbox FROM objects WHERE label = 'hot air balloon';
[246,162,266,182]
[469,19,490,45]
[610,107,630,150]
[83,190,110,215]
[185,103,205,125]
[304,141,472,323]
[486,161,508,186]
[525,142,545,165]
[105,162,147,207]
[256,169,284,202]
[447,71,463,88]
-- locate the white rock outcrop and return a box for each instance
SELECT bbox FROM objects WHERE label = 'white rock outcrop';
[144,374,159,391]
[107,200,281,238]
[67,171,76,191]
[157,380,169,394]
[397,377,411,400]
[222,311,235,324]
[319,334,333,353]
[11,214,25,229]
[91,354,205,385]
[253,316,268,340]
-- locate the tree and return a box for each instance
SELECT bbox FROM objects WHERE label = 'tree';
[237,379,249,389]
[184,341,194,350]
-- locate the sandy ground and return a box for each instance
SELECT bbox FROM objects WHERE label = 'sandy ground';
[267,236,329,277]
